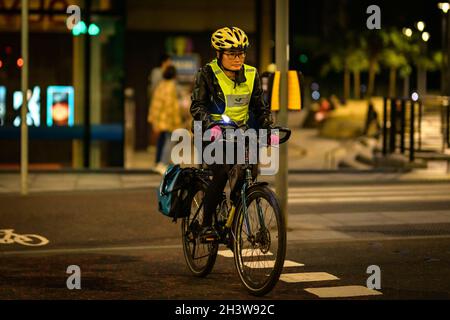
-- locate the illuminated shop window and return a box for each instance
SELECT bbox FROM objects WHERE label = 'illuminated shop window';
[13,86,41,127]
[46,86,74,127]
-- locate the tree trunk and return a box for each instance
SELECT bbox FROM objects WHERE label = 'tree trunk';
[353,70,360,99]
[367,59,376,98]
[402,76,410,98]
[344,68,350,101]
[417,66,427,98]
[388,67,397,98]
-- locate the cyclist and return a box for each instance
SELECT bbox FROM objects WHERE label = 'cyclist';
[190,26,279,241]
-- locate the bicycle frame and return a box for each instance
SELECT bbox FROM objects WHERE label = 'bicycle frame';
[188,124,290,243]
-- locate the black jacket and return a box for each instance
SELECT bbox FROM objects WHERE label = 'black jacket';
[190,63,273,132]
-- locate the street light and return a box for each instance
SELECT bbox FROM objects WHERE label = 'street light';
[422,32,430,42]
[403,27,413,38]
[438,2,450,14]
[416,21,426,32]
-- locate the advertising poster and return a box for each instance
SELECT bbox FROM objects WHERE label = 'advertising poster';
[46,86,74,127]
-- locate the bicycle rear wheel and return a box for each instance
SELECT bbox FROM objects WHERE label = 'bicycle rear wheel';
[181,181,218,277]
[233,184,286,296]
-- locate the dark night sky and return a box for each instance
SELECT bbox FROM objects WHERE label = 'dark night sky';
[289,0,447,94]
[292,0,444,49]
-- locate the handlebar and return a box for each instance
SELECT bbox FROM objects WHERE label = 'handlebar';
[212,123,291,146]
[272,126,291,145]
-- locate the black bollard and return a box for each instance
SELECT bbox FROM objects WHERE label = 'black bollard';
[383,97,388,156]
[410,101,416,162]
[389,98,397,153]
[400,99,406,154]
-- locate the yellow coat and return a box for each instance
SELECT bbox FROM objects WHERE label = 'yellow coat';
[148,79,182,132]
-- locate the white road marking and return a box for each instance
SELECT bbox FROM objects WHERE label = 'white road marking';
[0,244,182,256]
[218,249,274,258]
[287,234,450,244]
[218,250,234,258]
[283,184,450,204]
[288,194,450,204]
[288,189,450,197]
[305,285,382,298]
[244,260,304,268]
[285,184,450,193]
[280,272,339,283]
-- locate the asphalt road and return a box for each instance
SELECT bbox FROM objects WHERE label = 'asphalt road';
[1,178,450,300]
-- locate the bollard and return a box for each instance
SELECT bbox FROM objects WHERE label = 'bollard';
[447,101,450,148]
[418,100,423,151]
[400,99,406,154]
[410,101,415,162]
[382,97,388,156]
[389,98,397,153]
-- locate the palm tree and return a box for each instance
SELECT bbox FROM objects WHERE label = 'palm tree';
[380,29,410,97]
[321,31,365,101]
[362,32,383,98]
[321,49,351,101]
[399,64,412,98]
[347,48,369,99]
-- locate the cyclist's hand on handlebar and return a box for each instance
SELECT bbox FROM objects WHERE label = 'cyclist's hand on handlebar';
[269,134,280,146]
[209,125,222,142]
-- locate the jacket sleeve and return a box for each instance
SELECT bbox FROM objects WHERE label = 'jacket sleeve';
[190,68,215,132]
[250,70,274,129]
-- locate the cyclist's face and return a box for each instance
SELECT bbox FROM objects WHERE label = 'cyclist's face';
[219,50,246,71]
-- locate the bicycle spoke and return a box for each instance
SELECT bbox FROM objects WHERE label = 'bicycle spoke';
[182,185,218,277]
[234,189,285,295]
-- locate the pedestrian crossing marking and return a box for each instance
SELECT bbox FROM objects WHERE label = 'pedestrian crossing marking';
[280,272,339,283]
[288,194,450,204]
[217,249,273,258]
[304,285,382,298]
[288,189,450,197]
[244,260,304,269]
[217,250,234,257]
[284,183,450,195]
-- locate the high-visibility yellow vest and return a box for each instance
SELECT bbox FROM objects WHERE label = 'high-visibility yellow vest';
[209,59,256,124]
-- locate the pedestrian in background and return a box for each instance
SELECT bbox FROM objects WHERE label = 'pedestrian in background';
[147,65,182,174]
[148,53,172,99]
[147,53,172,156]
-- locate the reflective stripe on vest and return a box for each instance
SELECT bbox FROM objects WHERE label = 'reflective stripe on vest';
[209,59,256,124]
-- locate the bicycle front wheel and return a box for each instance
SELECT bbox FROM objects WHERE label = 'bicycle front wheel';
[181,181,218,277]
[233,185,286,296]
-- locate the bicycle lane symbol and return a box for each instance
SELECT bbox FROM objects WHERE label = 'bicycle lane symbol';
[0,229,49,247]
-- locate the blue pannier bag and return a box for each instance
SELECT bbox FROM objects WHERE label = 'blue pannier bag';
[157,164,192,221]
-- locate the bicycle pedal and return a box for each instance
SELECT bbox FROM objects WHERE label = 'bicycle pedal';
[200,235,218,243]
[200,231,219,242]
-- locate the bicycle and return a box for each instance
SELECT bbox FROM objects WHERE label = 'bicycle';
[181,122,291,296]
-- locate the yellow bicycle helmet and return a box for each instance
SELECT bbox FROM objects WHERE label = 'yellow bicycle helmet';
[211,27,250,51]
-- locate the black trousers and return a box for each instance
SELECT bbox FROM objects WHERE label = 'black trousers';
[202,163,258,226]
[202,163,233,226]
[199,139,259,226]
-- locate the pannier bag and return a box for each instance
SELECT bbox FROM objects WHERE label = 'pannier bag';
[157,164,193,221]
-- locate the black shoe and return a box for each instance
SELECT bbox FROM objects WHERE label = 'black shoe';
[199,226,219,243]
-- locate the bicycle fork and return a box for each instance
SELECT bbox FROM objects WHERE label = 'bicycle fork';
[240,169,266,238]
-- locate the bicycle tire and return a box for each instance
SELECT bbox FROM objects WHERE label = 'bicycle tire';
[181,180,218,277]
[233,184,286,296]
